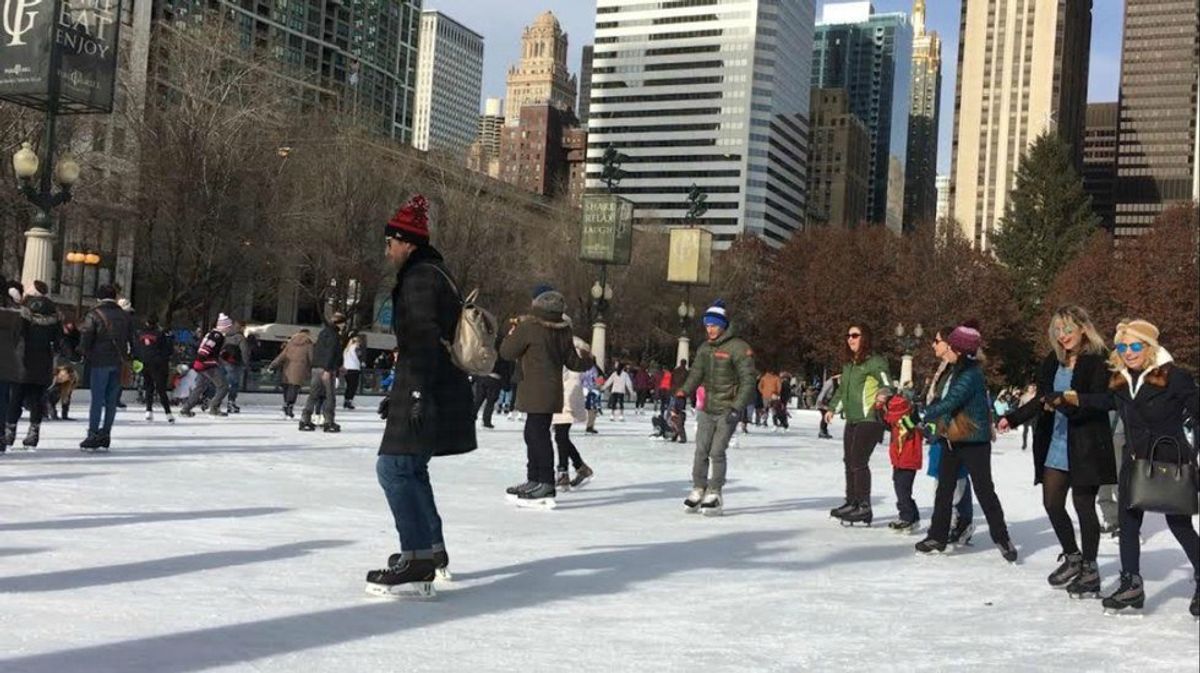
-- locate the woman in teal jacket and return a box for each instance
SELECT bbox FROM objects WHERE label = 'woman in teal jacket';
[825,324,892,525]
[915,321,1017,563]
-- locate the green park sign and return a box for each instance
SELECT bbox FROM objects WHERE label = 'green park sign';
[579,194,634,266]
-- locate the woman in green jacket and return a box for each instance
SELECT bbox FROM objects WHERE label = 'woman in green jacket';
[824,324,892,525]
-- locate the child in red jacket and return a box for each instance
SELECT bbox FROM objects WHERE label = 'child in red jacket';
[878,393,924,532]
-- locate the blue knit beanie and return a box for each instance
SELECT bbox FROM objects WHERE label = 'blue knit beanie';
[532,283,555,299]
[703,299,729,330]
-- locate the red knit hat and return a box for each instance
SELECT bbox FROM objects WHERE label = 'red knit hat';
[386,194,430,244]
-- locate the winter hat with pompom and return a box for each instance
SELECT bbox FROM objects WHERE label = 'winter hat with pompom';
[703,299,729,330]
[385,194,431,245]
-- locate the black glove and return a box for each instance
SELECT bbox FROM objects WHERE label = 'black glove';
[409,392,425,433]
[377,397,390,420]
[725,409,742,426]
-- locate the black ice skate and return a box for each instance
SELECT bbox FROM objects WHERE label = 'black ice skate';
[505,481,536,501]
[1048,552,1082,588]
[915,537,947,555]
[888,519,918,534]
[829,501,855,519]
[996,539,1019,564]
[515,482,557,509]
[79,432,102,451]
[179,408,196,418]
[298,419,317,432]
[570,464,594,489]
[322,422,341,433]
[684,487,705,513]
[1066,561,1101,599]
[365,559,436,598]
[1102,572,1144,615]
[22,423,40,449]
[387,550,452,582]
[839,503,872,527]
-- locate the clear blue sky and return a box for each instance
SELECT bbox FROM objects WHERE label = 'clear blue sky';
[425,0,1127,173]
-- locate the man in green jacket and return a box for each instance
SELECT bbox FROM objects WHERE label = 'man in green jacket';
[677,300,757,516]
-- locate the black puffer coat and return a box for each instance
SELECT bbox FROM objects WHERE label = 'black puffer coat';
[1006,353,1118,487]
[16,296,62,387]
[379,245,476,457]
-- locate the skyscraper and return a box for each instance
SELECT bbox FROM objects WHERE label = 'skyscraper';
[1083,102,1119,231]
[903,0,941,231]
[1113,0,1200,239]
[812,2,913,233]
[467,98,505,178]
[806,89,871,228]
[412,10,485,153]
[588,0,816,246]
[935,174,951,225]
[504,12,578,127]
[948,0,1092,250]
[578,45,594,127]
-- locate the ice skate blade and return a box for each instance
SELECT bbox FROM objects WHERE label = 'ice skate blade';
[514,497,557,510]
[700,506,723,517]
[839,519,872,527]
[1068,591,1100,600]
[684,504,702,514]
[435,568,453,583]
[365,581,436,599]
[1103,608,1143,618]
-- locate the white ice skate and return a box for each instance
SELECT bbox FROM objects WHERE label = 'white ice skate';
[683,487,705,514]
[700,491,724,517]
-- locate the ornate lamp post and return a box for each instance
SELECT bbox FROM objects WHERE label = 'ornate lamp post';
[895,322,924,390]
[590,277,614,372]
[12,141,80,286]
[676,299,697,364]
[64,250,102,320]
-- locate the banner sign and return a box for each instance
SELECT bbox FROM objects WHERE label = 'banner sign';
[667,227,713,286]
[579,194,634,266]
[0,0,123,113]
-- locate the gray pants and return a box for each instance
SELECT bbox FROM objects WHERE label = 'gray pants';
[693,411,737,492]
[184,367,229,413]
[302,370,337,424]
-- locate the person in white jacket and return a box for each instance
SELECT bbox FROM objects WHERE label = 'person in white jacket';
[555,337,595,490]
[603,362,634,421]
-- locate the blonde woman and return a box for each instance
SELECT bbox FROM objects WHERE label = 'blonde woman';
[1000,306,1117,598]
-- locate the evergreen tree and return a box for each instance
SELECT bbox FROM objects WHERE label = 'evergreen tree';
[992,131,1099,319]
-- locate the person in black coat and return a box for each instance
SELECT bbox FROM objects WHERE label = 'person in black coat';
[136,316,175,422]
[3,283,60,450]
[299,312,346,432]
[1000,306,1117,596]
[1064,319,1199,616]
[78,284,134,449]
[0,278,24,444]
[367,194,475,593]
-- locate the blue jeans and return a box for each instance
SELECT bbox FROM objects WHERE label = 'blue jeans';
[376,452,444,560]
[88,366,122,434]
[223,364,244,403]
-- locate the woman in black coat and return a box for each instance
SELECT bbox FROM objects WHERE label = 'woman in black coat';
[1000,306,1116,597]
[1064,319,1199,617]
[4,289,61,449]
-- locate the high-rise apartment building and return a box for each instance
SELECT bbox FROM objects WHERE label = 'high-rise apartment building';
[935,174,951,225]
[588,0,816,246]
[578,45,594,126]
[565,128,589,208]
[1113,0,1199,239]
[412,10,485,153]
[467,98,505,178]
[806,89,870,228]
[948,0,1092,250]
[812,2,913,233]
[903,0,941,231]
[505,12,578,127]
[500,104,571,197]
[154,0,423,141]
[1083,102,1119,230]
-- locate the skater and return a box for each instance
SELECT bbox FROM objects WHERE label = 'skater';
[367,194,476,596]
[49,364,78,421]
[816,375,839,439]
[676,300,756,517]
[998,306,1116,597]
[914,321,1017,563]
[582,362,602,434]
[1061,319,1199,617]
[553,333,594,491]
[667,393,688,443]
[926,327,976,546]
[343,333,366,410]
[876,392,923,532]
[179,314,234,418]
[603,362,633,421]
[136,316,175,423]
[472,354,502,428]
[500,284,593,508]
[78,285,135,450]
[221,320,251,414]
[268,328,314,418]
[825,325,892,525]
[299,312,345,432]
[633,364,652,415]
[4,282,60,451]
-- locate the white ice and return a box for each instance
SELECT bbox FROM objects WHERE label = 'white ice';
[1,398,1197,672]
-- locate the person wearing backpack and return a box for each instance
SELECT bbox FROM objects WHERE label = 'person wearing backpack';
[366,194,476,597]
[78,284,135,450]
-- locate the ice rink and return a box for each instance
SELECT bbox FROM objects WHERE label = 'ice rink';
[1,398,1197,672]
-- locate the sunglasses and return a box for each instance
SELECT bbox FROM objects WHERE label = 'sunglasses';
[1115,342,1145,354]
[847,333,862,340]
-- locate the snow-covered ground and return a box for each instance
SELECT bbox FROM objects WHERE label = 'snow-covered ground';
[1,396,1197,673]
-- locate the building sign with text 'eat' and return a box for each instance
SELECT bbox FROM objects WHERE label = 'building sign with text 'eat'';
[0,0,123,113]
[579,194,634,266]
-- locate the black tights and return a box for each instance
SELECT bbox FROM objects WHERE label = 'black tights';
[554,423,583,471]
[1042,468,1101,562]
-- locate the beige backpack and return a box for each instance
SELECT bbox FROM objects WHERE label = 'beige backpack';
[423,265,499,377]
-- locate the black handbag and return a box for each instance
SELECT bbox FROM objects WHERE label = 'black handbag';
[1127,437,1199,516]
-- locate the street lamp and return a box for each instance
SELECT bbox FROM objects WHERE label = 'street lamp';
[895,322,924,390]
[65,250,102,321]
[676,298,696,365]
[12,133,81,286]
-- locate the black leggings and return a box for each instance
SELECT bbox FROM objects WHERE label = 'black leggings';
[554,423,583,471]
[1042,467,1101,562]
[344,370,361,401]
[5,383,44,426]
[609,393,625,412]
[929,441,1011,544]
[143,364,172,415]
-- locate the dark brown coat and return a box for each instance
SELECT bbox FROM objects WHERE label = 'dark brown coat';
[499,292,592,414]
[269,332,315,386]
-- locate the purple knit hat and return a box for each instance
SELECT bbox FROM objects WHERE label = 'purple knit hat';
[946,322,982,356]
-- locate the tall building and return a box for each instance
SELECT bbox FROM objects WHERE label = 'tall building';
[935,174,951,225]
[1113,0,1200,239]
[412,10,485,153]
[505,12,578,127]
[588,0,816,246]
[154,0,423,141]
[467,98,505,178]
[948,0,1092,250]
[565,127,589,208]
[806,89,870,228]
[500,104,570,197]
[812,2,913,233]
[1083,102,1119,230]
[578,45,594,126]
[902,0,941,232]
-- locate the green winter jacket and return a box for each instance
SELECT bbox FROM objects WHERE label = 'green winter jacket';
[831,354,893,424]
[680,325,757,415]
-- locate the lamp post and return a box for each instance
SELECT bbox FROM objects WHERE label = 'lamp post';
[12,132,81,287]
[590,275,614,373]
[895,322,924,390]
[65,251,102,320]
[676,296,696,365]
